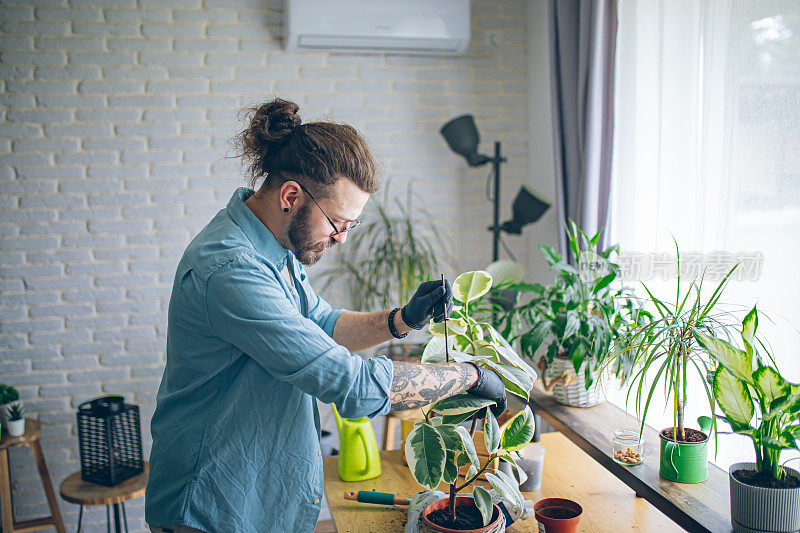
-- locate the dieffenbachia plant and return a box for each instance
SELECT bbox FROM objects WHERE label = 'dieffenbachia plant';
[694,306,800,482]
[404,270,538,526]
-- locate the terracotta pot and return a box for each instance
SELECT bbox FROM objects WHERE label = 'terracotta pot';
[534,497,582,533]
[420,496,505,533]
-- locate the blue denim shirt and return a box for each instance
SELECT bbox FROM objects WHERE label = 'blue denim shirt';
[145,188,394,532]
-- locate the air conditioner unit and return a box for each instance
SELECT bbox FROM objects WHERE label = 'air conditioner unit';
[284,0,470,56]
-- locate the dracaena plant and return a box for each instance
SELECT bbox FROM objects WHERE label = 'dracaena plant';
[496,221,641,388]
[612,243,738,442]
[694,306,800,482]
[405,270,537,526]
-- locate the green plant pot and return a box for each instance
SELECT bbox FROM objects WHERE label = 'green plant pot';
[658,431,709,483]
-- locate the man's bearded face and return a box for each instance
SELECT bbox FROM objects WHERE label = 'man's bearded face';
[287,202,335,266]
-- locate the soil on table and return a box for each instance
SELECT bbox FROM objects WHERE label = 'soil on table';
[733,468,800,489]
[660,427,707,443]
[427,505,497,530]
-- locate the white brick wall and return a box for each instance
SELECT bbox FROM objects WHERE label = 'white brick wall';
[0,0,547,530]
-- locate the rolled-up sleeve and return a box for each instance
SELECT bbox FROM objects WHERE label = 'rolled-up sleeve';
[205,254,392,419]
[304,280,345,338]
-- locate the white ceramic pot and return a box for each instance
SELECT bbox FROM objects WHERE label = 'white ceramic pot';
[7,418,25,437]
[0,400,22,428]
[729,461,800,532]
[549,356,605,407]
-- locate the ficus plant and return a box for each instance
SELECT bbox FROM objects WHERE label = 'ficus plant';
[405,271,538,526]
[694,306,800,482]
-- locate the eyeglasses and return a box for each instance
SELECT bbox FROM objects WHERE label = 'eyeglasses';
[297,183,361,236]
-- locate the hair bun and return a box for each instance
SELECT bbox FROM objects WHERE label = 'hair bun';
[252,98,301,145]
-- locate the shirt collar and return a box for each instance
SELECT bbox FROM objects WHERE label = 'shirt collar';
[227,187,292,270]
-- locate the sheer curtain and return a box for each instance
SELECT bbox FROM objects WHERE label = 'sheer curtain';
[607,0,800,470]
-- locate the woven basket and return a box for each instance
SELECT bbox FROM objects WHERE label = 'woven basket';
[548,356,606,408]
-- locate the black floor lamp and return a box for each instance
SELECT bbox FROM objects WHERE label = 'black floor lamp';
[440,114,550,262]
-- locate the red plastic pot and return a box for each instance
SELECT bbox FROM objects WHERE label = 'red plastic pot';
[420,496,505,533]
[534,497,582,533]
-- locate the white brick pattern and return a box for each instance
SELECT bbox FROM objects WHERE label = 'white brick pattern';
[0,1,533,529]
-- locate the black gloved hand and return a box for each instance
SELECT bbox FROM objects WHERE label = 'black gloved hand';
[401,279,453,330]
[465,362,507,419]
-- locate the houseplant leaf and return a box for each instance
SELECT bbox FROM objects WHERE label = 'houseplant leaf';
[472,485,493,527]
[435,423,464,452]
[405,421,446,491]
[695,330,753,384]
[430,395,496,416]
[442,451,459,484]
[428,318,468,337]
[483,408,500,454]
[455,425,479,467]
[713,366,754,426]
[483,360,532,402]
[537,243,562,266]
[753,364,790,404]
[741,305,758,360]
[500,406,535,451]
[453,271,493,304]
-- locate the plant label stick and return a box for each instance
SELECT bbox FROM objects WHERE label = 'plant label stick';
[441,274,450,362]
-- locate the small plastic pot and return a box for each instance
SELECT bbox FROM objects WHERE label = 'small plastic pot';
[534,497,582,533]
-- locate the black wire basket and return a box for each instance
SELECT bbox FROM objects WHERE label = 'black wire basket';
[76,395,144,486]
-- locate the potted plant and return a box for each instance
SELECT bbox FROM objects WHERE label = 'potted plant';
[0,384,21,428]
[694,306,800,532]
[614,244,737,483]
[317,181,448,360]
[405,270,538,531]
[497,221,640,407]
[6,403,25,437]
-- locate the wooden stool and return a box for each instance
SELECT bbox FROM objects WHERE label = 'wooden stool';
[0,418,66,533]
[59,462,148,533]
[381,408,425,451]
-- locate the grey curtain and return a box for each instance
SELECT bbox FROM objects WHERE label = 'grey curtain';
[548,0,618,257]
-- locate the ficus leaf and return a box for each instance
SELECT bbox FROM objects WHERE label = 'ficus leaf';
[404,422,446,491]
[500,406,536,451]
[472,485,493,527]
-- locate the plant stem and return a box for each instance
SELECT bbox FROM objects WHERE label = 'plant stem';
[449,482,457,522]
[469,413,478,436]
[455,453,499,492]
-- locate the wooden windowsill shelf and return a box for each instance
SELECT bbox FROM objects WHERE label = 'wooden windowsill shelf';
[528,386,732,532]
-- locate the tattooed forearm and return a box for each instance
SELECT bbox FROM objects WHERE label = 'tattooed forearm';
[390,361,479,411]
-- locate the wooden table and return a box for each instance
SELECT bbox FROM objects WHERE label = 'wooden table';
[529,387,731,532]
[323,432,682,532]
[0,418,66,533]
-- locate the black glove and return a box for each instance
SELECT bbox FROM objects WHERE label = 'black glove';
[401,279,453,330]
[465,362,507,419]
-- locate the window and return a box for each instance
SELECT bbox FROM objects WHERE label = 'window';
[607,0,800,470]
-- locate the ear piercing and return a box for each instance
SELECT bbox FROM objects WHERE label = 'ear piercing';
[283,207,289,213]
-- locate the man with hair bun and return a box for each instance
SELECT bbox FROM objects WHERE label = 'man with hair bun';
[145,98,507,533]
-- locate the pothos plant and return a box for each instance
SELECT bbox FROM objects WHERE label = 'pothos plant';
[694,306,800,483]
[404,271,538,526]
[497,221,641,388]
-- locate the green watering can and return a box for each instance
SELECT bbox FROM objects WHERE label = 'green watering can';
[659,416,713,483]
[331,404,381,482]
